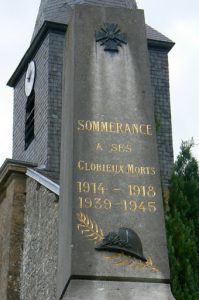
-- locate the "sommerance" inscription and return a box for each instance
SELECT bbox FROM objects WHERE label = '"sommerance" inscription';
[77,120,152,135]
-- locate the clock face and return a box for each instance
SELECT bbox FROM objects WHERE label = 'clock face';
[25,61,36,97]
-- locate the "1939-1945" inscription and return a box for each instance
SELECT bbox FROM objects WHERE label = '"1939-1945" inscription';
[78,197,157,213]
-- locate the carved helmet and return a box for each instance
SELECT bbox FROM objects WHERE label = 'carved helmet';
[95,227,147,262]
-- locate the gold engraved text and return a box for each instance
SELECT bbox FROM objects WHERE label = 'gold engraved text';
[128,184,156,198]
[79,197,112,210]
[127,165,156,175]
[79,197,157,213]
[77,181,105,194]
[77,161,156,175]
[121,200,157,213]
[77,120,152,136]
[96,143,103,151]
[77,160,125,174]
[109,144,132,153]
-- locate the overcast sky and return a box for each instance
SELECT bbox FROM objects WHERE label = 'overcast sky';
[0,0,199,166]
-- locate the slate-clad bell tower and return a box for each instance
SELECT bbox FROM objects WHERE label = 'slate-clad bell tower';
[8,0,174,189]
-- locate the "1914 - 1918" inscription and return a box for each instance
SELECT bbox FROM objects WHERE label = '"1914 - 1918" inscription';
[77,181,156,197]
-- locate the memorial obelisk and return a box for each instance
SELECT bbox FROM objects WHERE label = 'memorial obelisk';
[58,2,175,299]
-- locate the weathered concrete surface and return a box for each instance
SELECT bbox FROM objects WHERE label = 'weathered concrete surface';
[20,178,59,300]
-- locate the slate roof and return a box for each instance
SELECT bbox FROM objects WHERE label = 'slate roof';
[32,0,137,40]
[32,0,173,45]
[146,25,173,44]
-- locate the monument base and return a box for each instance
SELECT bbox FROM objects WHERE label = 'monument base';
[62,279,175,300]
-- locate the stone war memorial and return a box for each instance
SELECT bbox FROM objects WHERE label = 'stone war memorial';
[0,0,175,299]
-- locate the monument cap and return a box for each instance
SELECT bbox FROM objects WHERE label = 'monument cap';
[32,0,137,40]
[95,227,147,262]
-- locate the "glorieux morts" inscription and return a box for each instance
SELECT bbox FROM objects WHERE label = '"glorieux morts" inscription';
[77,161,156,175]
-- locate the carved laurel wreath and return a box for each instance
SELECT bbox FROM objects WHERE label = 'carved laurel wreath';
[76,212,159,273]
[103,253,159,272]
[76,212,104,242]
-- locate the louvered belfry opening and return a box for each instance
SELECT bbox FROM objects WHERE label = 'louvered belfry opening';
[25,90,35,150]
